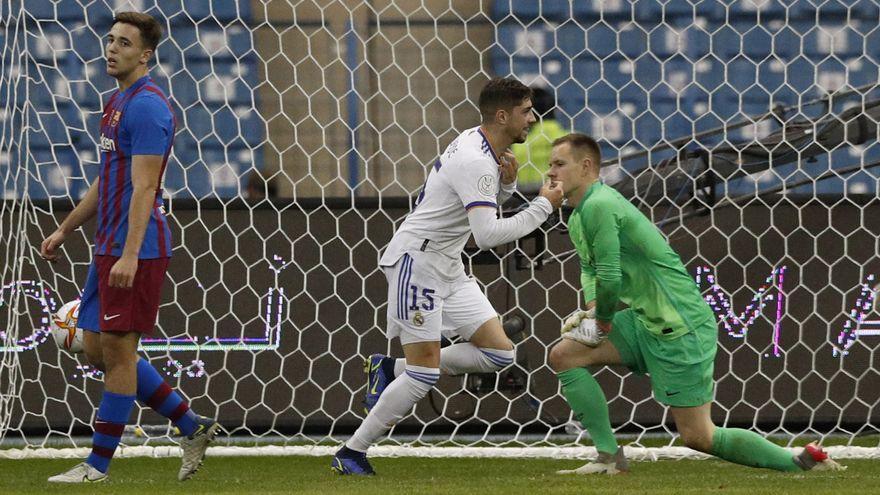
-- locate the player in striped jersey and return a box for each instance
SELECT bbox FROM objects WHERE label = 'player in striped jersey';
[333,78,565,475]
[41,12,217,483]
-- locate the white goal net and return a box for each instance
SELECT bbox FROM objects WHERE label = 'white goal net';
[2,0,880,458]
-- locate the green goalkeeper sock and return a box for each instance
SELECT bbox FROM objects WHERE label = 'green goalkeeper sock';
[557,368,618,455]
[711,427,800,472]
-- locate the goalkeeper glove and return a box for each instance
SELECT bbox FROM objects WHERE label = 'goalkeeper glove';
[560,307,606,347]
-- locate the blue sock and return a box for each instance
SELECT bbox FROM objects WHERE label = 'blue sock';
[136,358,199,436]
[86,391,135,473]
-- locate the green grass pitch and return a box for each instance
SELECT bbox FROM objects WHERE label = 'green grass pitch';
[0,456,876,495]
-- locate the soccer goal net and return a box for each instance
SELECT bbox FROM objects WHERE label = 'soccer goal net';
[2,0,879,459]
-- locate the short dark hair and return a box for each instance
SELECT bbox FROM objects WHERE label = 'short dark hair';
[113,11,163,51]
[553,133,602,165]
[478,77,532,123]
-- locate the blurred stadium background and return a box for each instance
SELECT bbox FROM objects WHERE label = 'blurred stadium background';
[2,0,879,460]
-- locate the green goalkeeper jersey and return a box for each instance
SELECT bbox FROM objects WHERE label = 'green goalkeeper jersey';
[568,181,714,339]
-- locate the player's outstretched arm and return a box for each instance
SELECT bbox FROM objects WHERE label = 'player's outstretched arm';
[467,181,563,250]
[40,178,100,262]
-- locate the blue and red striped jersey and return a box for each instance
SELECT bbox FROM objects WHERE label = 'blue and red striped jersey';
[95,76,175,259]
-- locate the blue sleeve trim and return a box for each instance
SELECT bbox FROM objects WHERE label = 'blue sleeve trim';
[465,201,498,211]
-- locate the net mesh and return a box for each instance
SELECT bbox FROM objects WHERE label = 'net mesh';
[2,0,880,455]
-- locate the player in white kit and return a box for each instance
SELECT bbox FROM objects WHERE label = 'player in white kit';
[332,78,565,475]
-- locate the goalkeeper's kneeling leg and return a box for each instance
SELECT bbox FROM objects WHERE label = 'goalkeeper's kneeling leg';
[549,339,588,372]
[549,338,620,372]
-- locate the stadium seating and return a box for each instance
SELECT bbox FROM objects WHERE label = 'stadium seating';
[23,7,262,198]
[491,0,880,195]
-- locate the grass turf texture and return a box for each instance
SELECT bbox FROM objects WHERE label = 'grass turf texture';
[1,456,875,495]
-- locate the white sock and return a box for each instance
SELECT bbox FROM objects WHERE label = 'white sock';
[393,345,515,377]
[438,343,515,375]
[346,364,439,452]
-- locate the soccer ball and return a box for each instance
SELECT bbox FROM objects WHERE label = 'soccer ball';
[51,300,83,354]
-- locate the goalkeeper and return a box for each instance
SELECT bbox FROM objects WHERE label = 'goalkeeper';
[546,133,842,475]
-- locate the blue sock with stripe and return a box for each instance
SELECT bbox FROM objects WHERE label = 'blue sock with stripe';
[86,391,135,473]
[136,358,199,436]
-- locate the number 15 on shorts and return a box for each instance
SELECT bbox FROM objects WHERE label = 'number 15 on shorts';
[409,285,435,311]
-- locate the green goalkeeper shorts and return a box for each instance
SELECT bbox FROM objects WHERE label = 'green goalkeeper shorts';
[607,309,717,408]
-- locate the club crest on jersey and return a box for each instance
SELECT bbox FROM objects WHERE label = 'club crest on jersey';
[478,174,497,196]
[110,110,122,127]
[413,311,424,327]
[99,133,116,152]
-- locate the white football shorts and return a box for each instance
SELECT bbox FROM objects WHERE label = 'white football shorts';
[384,251,498,345]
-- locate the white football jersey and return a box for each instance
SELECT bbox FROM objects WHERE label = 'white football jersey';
[379,126,505,277]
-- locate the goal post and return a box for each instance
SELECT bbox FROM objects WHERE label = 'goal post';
[1,0,879,458]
